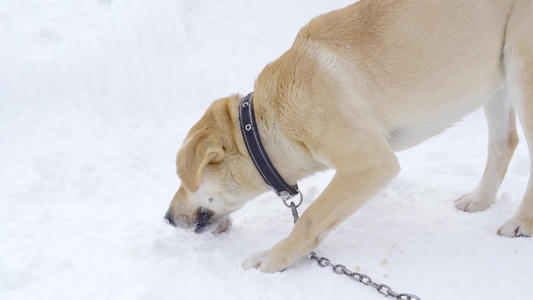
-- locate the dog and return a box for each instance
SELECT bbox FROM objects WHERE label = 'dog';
[165,0,533,273]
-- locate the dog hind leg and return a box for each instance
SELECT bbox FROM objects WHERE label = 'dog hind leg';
[499,0,533,237]
[455,89,518,212]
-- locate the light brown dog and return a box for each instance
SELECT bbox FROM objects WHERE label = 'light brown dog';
[165,0,533,273]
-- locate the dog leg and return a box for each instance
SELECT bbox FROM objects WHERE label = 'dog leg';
[455,89,518,212]
[243,138,400,272]
[499,1,533,237]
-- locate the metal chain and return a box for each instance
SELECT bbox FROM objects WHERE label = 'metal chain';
[288,201,421,300]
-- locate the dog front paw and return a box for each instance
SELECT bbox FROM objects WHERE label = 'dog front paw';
[455,194,493,212]
[498,216,533,237]
[242,249,293,273]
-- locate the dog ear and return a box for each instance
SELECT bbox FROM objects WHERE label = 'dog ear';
[177,131,225,192]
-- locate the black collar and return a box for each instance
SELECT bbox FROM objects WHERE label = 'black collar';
[238,93,300,200]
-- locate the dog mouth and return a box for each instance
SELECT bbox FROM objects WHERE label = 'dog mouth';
[194,208,214,233]
[194,209,233,235]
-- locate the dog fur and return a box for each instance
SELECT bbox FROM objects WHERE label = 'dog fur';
[165,0,533,273]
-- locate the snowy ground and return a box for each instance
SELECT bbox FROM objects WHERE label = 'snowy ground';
[1,1,532,299]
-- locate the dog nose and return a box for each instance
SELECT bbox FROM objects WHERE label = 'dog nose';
[164,211,176,227]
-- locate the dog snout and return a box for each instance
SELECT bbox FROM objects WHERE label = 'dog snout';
[164,206,215,233]
[164,211,176,227]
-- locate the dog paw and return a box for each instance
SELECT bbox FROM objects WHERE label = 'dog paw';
[242,249,292,273]
[455,194,493,212]
[498,217,533,237]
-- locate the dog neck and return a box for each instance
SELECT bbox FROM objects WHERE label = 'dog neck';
[239,93,300,200]
[228,93,328,198]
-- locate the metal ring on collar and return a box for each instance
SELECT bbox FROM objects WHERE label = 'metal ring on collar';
[282,190,303,208]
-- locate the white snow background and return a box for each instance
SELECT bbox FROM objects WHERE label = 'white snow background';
[1,1,532,299]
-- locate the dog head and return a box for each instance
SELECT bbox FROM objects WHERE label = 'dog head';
[165,95,265,234]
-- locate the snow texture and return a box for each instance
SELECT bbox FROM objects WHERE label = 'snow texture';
[1,1,532,299]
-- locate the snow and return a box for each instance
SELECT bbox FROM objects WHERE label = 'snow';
[1,1,532,299]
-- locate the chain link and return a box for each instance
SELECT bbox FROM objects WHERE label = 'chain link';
[288,201,421,300]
